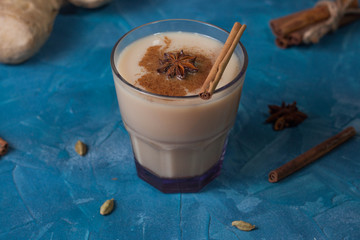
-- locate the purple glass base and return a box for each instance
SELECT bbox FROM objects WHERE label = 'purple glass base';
[134,139,228,193]
[135,159,223,193]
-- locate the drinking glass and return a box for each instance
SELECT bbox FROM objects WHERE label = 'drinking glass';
[111,19,248,193]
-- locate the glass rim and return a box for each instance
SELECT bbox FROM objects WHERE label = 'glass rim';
[110,19,248,100]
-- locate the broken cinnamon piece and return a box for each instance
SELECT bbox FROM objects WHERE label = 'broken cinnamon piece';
[269,126,357,183]
[0,137,9,156]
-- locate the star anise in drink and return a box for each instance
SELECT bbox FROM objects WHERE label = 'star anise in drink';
[266,101,307,131]
[157,50,198,79]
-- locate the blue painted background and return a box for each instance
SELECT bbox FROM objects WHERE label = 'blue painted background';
[1,0,359,239]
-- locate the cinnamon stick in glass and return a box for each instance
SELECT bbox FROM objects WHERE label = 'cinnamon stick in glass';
[268,126,357,183]
[0,137,8,156]
[199,22,246,100]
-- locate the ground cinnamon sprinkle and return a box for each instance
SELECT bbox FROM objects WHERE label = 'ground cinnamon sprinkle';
[138,45,162,73]
[136,37,213,96]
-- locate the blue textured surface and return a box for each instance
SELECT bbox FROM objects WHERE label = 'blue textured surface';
[1,0,360,239]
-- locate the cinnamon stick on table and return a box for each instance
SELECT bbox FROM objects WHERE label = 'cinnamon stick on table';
[0,137,8,156]
[275,14,360,48]
[270,4,331,38]
[270,0,360,48]
[268,126,357,183]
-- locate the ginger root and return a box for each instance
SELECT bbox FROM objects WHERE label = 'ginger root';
[0,0,63,64]
[68,0,112,9]
[0,0,111,64]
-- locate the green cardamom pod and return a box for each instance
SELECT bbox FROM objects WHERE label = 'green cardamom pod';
[75,140,87,156]
[232,220,256,231]
[100,198,114,215]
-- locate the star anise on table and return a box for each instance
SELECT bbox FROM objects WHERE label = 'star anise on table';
[266,101,307,131]
[157,50,198,79]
